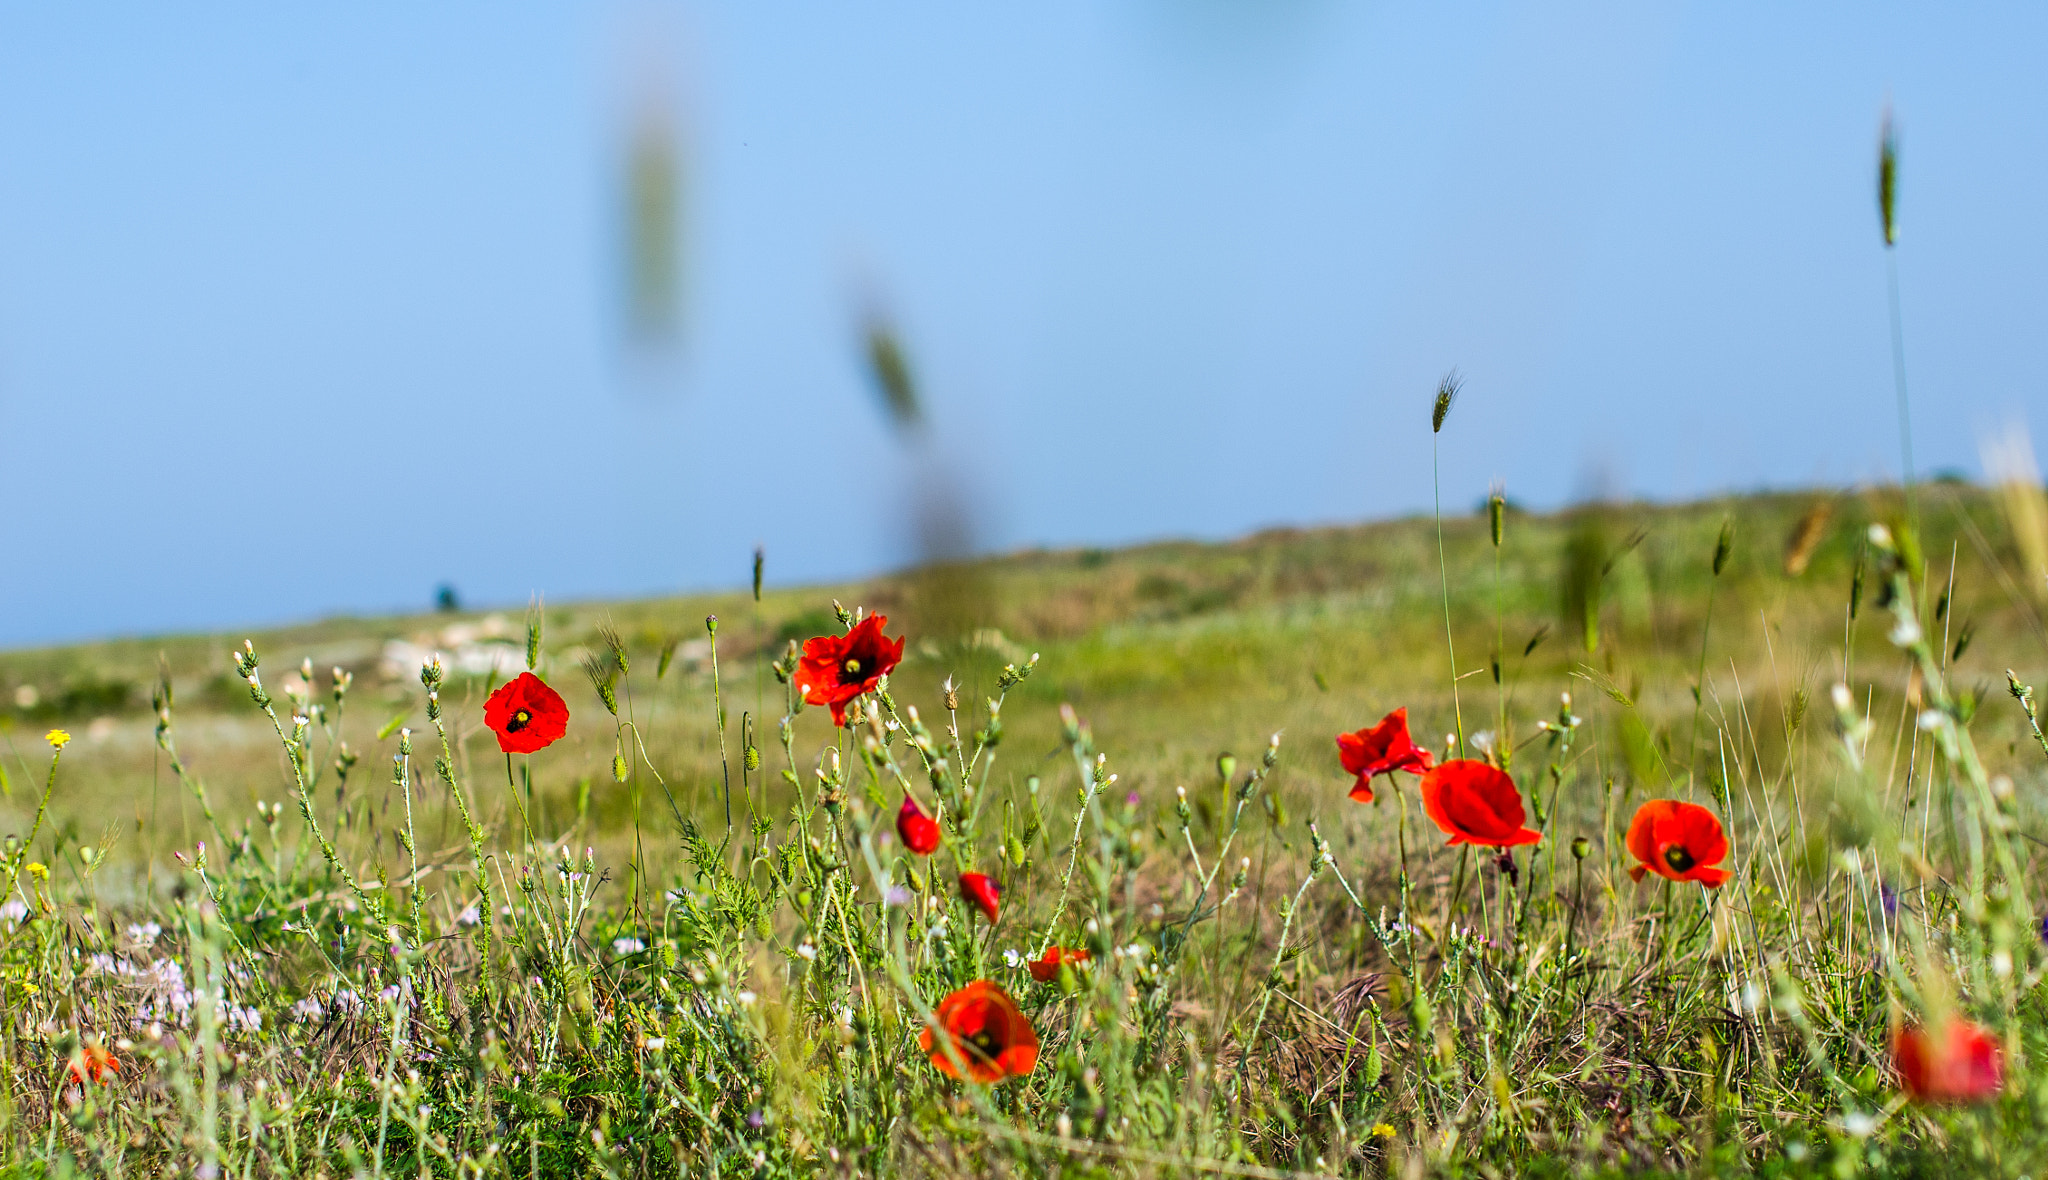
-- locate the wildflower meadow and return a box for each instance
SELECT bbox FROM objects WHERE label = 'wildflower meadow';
[5,140,2048,1180]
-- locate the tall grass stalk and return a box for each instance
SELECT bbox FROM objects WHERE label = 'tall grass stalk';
[1432,371,1466,747]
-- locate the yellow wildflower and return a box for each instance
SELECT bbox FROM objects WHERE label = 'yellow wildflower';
[1371,1124,1397,1139]
[45,729,70,751]
[26,863,47,882]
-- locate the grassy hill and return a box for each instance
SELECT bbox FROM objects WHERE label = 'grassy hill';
[6,481,2043,881]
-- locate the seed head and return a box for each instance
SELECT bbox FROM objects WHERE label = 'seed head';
[1712,519,1735,577]
[584,653,620,716]
[1431,371,1461,434]
[752,547,765,602]
[525,597,544,670]
[1488,483,1506,548]
[593,622,626,675]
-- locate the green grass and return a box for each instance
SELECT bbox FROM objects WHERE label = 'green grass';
[3,480,2048,1177]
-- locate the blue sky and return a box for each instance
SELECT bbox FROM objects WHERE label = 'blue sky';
[2,3,2044,646]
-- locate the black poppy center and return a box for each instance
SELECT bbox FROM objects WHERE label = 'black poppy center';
[1663,844,1696,873]
[843,657,863,677]
[508,708,532,734]
[963,1026,1003,1062]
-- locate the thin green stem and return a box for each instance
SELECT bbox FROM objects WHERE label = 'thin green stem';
[1434,435,1465,748]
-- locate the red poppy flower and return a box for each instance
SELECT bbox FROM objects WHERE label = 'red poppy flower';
[483,672,570,755]
[959,872,1000,923]
[1626,800,1732,887]
[796,613,906,726]
[1893,1019,2003,1103]
[1337,708,1436,803]
[1419,759,1541,848]
[897,794,941,856]
[919,980,1039,1083]
[68,1042,118,1086]
[1027,946,1091,983]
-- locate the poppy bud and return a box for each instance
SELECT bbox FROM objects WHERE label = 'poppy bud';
[1571,836,1590,861]
[704,614,718,637]
[897,795,941,856]
[958,872,1000,923]
[612,754,629,782]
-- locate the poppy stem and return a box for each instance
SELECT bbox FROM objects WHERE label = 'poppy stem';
[1686,574,1719,783]
[1389,784,1426,993]
[1443,846,1471,938]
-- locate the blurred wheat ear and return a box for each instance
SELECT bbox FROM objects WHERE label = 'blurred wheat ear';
[863,318,921,430]
[624,109,683,344]
[1561,508,1607,654]
[1982,422,2048,604]
[1783,501,1834,576]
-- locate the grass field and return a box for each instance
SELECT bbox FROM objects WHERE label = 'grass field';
[4,478,2048,1177]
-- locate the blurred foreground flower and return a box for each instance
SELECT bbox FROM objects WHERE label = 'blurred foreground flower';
[920,981,1037,1083]
[1893,1019,2002,1103]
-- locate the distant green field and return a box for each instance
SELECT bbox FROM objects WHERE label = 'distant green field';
[6,482,2041,886]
